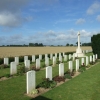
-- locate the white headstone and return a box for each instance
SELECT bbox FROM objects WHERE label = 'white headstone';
[45,57,49,67]
[63,52,65,57]
[25,60,30,71]
[93,55,95,62]
[96,54,98,59]
[24,56,28,63]
[10,62,17,75]
[53,56,56,66]
[4,58,9,65]
[59,63,64,76]
[73,53,75,61]
[55,53,57,58]
[83,50,85,54]
[32,55,35,62]
[86,56,89,66]
[76,59,79,71]
[64,55,67,61]
[90,56,92,62]
[39,55,42,60]
[86,50,88,53]
[59,53,61,57]
[15,57,19,65]
[69,61,73,72]
[69,54,71,60]
[59,55,62,62]
[26,70,36,94]
[36,59,40,69]
[81,58,84,65]
[45,54,48,59]
[46,66,52,80]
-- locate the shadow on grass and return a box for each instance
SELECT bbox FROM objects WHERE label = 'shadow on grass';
[30,96,52,100]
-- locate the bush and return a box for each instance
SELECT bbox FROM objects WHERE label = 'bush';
[91,33,100,58]
[31,66,40,71]
[89,61,95,65]
[5,74,11,78]
[86,64,91,68]
[41,64,46,68]
[30,89,39,95]
[19,56,24,62]
[28,55,32,61]
[0,58,3,65]
[64,69,75,76]
[37,78,57,89]
[64,74,72,79]
[0,64,9,69]
[9,57,14,63]
[53,75,65,82]
[17,66,25,75]
[65,51,75,55]
[78,67,86,72]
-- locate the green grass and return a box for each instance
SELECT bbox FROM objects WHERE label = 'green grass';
[35,62,100,100]
[0,52,97,100]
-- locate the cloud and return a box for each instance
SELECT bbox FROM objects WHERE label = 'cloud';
[55,19,76,24]
[96,15,100,22]
[0,29,99,45]
[0,12,22,27]
[76,18,85,25]
[0,0,31,13]
[87,1,100,15]
[32,0,59,6]
[0,0,32,28]
[45,30,57,36]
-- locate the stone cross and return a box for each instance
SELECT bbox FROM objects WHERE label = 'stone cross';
[77,31,80,48]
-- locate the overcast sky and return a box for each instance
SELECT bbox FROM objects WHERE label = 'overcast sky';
[0,0,100,45]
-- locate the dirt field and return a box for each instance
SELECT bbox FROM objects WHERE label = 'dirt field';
[0,46,92,58]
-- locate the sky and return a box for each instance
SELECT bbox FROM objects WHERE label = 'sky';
[0,0,100,46]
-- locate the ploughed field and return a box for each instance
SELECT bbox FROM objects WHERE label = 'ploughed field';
[0,46,91,58]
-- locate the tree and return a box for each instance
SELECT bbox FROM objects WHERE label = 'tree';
[66,43,69,46]
[91,33,100,58]
[29,43,34,46]
[70,44,73,46]
[82,43,91,46]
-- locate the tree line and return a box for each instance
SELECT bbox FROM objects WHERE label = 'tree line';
[1,43,44,47]
[0,42,91,47]
[66,42,91,46]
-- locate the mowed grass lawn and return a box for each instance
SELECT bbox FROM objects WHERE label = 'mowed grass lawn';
[39,62,100,100]
[1,53,100,100]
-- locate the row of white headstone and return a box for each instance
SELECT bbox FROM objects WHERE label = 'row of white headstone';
[82,50,92,54]
[10,53,97,76]
[26,63,64,94]
[3,49,92,65]
[5,52,97,75]
[26,54,97,94]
